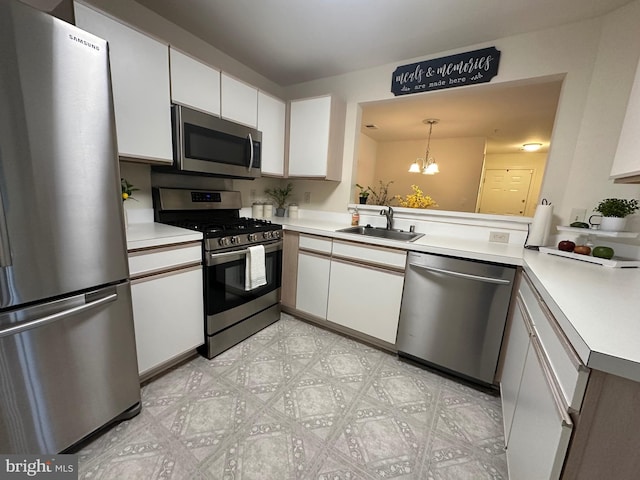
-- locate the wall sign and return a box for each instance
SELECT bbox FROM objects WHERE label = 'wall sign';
[391,47,501,96]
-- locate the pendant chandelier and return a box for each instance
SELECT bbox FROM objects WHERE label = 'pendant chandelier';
[409,119,440,175]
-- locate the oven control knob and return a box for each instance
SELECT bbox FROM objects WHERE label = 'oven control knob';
[218,237,228,246]
[273,230,281,239]
[263,231,271,239]
[248,233,257,242]
[230,236,239,244]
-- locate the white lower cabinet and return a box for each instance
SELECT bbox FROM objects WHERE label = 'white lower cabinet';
[500,297,531,444]
[507,337,573,480]
[502,273,580,480]
[327,258,404,344]
[296,251,331,319]
[128,242,203,377]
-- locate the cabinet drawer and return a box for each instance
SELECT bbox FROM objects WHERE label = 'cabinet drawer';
[128,242,201,277]
[520,274,589,411]
[332,240,406,269]
[298,234,332,254]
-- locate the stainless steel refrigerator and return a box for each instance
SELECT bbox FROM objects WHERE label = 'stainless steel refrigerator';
[0,0,141,454]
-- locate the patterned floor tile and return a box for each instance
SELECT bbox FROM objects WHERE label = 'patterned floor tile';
[78,315,508,479]
[200,410,324,479]
[79,422,198,480]
[158,379,264,461]
[271,372,360,440]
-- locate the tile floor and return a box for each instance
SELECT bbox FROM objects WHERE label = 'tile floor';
[78,313,507,479]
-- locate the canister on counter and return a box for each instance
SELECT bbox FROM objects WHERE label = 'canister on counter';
[288,203,299,219]
[252,202,264,219]
[263,202,273,219]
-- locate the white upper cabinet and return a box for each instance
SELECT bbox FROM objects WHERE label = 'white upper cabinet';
[221,73,258,128]
[75,3,173,164]
[288,95,346,180]
[258,92,286,176]
[169,48,220,116]
[611,57,640,182]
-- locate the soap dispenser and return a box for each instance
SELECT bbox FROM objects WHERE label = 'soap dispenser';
[351,206,360,226]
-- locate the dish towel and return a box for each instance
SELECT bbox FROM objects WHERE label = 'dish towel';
[245,245,267,290]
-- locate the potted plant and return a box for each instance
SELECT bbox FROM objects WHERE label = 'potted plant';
[265,183,294,216]
[592,198,639,231]
[367,180,394,206]
[355,184,370,204]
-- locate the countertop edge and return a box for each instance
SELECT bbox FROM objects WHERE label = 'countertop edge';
[281,222,524,266]
[126,223,203,251]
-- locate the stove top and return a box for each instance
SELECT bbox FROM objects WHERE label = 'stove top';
[169,217,280,237]
[153,188,283,251]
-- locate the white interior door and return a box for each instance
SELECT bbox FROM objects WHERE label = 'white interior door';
[477,169,533,215]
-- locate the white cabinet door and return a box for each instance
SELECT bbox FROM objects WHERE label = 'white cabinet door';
[221,73,258,127]
[500,296,531,446]
[288,95,345,180]
[131,266,204,376]
[507,338,573,480]
[296,251,331,319]
[327,259,404,344]
[75,3,173,163]
[611,57,640,180]
[258,92,286,176]
[170,48,220,116]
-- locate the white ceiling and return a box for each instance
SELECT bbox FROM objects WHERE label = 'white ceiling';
[134,0,632,86]
[131,0,629,154]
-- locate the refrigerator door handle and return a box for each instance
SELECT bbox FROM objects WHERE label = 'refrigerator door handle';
[410,263,512,285]
[0,292,117,338]
[0,193,11,267]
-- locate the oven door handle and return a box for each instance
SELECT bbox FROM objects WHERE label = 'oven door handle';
[207,240,282,266]
[247,133,254,172]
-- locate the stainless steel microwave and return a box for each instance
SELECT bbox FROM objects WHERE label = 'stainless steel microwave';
[167,104,262,179]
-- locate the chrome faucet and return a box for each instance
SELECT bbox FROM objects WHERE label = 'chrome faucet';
[380,206,394,230]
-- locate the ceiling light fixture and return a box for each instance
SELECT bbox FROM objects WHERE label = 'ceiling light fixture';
[522,142,542,152]
[409,119,440,175]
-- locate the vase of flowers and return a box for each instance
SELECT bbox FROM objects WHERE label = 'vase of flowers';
[395,185,437,209]
[121,178,139,228]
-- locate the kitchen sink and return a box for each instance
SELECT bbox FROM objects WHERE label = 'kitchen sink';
[336,225,424,242]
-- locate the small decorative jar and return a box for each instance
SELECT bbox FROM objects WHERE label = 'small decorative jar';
[288,203,299,219]
[252,202,264,219]
[263,203,273,219]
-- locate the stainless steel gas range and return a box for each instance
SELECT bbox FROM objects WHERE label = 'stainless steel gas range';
[153,188,282,358]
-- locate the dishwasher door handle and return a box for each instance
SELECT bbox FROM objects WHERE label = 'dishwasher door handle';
[410,263,512,285]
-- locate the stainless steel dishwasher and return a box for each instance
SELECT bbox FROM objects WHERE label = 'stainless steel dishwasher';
[397,251,516,386]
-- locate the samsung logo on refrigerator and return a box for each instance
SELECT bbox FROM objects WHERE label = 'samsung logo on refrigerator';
[68,34,100,51]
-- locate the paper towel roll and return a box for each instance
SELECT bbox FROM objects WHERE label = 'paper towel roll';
[526,203,553,247]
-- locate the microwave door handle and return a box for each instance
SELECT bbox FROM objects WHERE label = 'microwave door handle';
[247,133,254,172]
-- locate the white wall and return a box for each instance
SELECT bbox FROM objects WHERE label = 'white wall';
[88,0,640,235]
[356,133,378,201]
[284,1,640,231]
[371,137,485,212]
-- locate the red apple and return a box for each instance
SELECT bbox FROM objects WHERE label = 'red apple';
[574,245,591,255]
[558,240,575,252]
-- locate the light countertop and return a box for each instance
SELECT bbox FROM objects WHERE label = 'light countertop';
[125,222,202,251]
[281,218,640,383]
[127,219,640,383]
[279,218,525,266]
[523,250,640,382]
